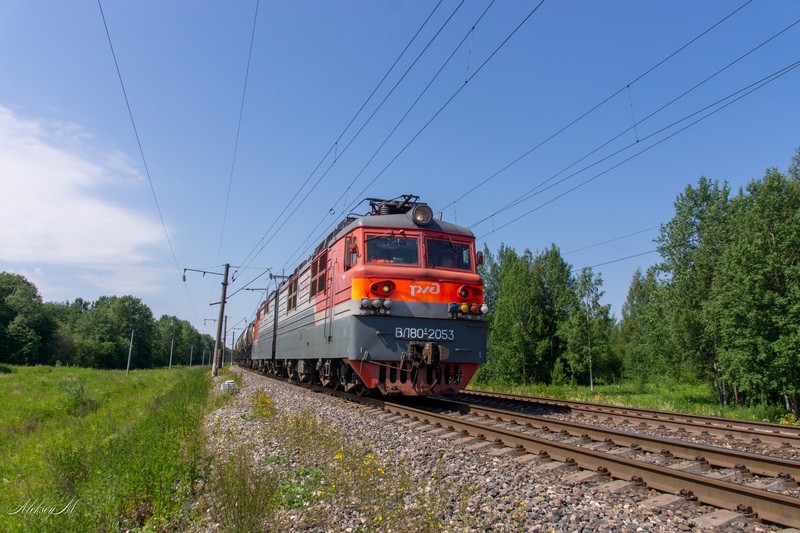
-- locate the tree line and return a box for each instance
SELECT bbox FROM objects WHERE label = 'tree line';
[478,148,800,414]
[0,275,215,369]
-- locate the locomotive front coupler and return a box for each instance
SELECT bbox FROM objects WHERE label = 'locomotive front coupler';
[408,341,450,366]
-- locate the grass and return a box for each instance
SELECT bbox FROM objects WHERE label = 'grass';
[2,364,478,531]
[0,364,213,532]
[206,445,280,533]
[469,380,796,424]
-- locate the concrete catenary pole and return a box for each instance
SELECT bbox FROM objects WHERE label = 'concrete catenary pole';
[222,315,228,368]
[229,328,236,368]
[126,329,134,375]
[211,263,230,377]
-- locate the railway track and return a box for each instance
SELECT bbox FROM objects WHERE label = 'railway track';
[426,396,800,480]
[460,389,800,449]
[239,367,800,528]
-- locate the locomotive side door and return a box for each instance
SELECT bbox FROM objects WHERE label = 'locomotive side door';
[324,255,335,343]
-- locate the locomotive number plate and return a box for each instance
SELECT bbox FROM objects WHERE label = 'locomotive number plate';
[395,327,455,341]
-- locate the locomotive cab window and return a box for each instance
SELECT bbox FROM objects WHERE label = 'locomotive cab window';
[344,236,358,270]
[427,238,473,271]
[366,236,419,265]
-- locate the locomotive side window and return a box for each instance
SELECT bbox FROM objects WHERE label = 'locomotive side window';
[366,236,419,265]
[309,251,327,299]
[287,278,298,312]
[427,239,472,271]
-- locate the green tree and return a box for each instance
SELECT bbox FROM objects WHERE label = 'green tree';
[557,268,612,389]
[710,167,800,412]
[482,248,536,384]
[0,273,55,364]
[535,245,573,380]
[788,146,800,181]
[75,296,157,369]
[655,176,732,383]
[478,244,573,385]
[155,315,207,367]
[617,268,672,385]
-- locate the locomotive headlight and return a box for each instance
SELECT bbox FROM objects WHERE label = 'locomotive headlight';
[372,298,383,309]
[410,204,433,226]
[480,304,489,314]
[370,280,395,296]
[361,298,371,308]
[383,299,392,309]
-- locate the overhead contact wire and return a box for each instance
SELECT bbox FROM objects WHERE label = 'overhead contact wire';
[564,226,660,255]
[216,0,261,264]
[241,0,470,274]
[326,0,493,216]
[236,0,447,271]
[97,0,180,271]
[342,0,546,212]
[97,0,204,322]
[476,58,800,239]
[570,250,659,274]
[439,0,754,214]
[283,0,546,272]
[470,16,800,228]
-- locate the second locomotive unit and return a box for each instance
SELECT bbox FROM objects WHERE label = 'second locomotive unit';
[236,195,488,396]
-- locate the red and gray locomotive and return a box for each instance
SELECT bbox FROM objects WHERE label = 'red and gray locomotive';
[236,195,487,396]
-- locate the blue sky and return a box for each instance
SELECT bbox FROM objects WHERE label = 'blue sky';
[1,1,798,340]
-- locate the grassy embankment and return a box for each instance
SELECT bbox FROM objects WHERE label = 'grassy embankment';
[470,381,798,425]
[1,364,474,532]
[0,364,212,532]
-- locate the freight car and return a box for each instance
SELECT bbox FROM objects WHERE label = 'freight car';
[236,195,487,396]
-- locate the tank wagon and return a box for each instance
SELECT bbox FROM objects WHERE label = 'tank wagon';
[236,195,487,396]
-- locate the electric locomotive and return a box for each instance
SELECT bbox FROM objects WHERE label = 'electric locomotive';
[236,195,487,396]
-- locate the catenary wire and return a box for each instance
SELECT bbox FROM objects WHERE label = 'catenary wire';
[342,0,546,210]
[235,0,448,272]
[469,17,800,229]
[569,250,659,274]
[438,0,754,216]
[475,58,800,240]
[325,1,495,218]
[564,226,660,255]
[237,0,469,275]
[97,0,180,272]
[216,0,261,264]
[265,0,497,275]
[96,0,204,323]
[276,0,547,275]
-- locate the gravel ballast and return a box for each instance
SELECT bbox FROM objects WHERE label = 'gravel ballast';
[201,368,783,532]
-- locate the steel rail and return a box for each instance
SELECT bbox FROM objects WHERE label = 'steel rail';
[430,397,800,479]
[382,400,800,528]
[462,390,800,446]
